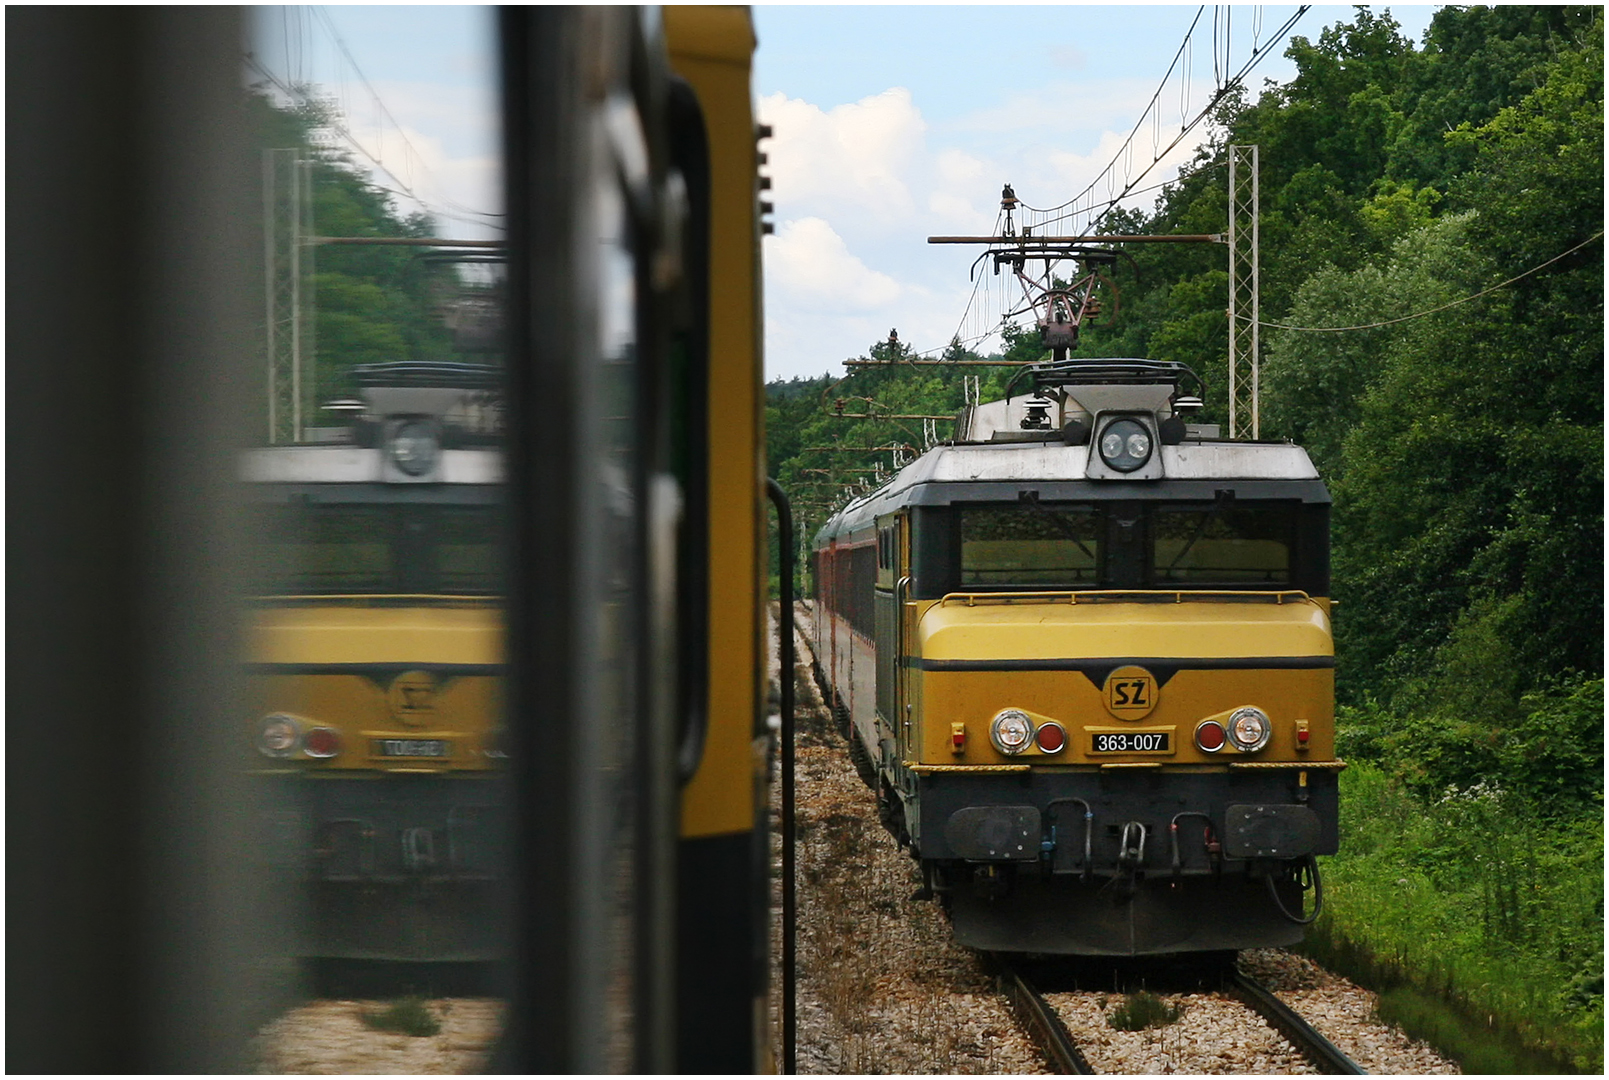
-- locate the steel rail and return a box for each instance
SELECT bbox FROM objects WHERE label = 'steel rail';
[993,956,1094,1075]
[1231,970,1365,1074]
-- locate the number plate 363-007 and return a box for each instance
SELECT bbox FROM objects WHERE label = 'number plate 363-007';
[373,738,452,758]
[1090,731,1172,753]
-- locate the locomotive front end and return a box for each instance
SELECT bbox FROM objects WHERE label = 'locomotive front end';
[245,363,508,964]
[815,358,1341,957]
[913,590,1338,955]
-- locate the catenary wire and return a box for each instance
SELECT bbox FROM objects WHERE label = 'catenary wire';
[1255,231,1603,332]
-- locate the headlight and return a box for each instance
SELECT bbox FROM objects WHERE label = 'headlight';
[258,714,300,757]
[1097,417,1153,472]
[1227,706,1271,752]
[990,709,1034,755]
[389,419,439,476]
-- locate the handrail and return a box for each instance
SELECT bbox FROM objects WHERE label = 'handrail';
[938,589,1316,608]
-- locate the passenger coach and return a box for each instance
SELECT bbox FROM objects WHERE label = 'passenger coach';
[813,359,1341,955]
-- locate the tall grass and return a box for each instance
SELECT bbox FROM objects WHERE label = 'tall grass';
[1304,761,1602,1072]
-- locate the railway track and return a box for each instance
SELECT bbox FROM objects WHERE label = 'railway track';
[993,952,1367,1075]
[1229,968,1365,1074]
[993,955,1095,1074]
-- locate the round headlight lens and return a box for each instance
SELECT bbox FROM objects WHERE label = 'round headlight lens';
[1227,706,1271,752]
[259,714,299,757]
[990,709,1034,755]
[1097,417,1153,472]
[390,420,439,476]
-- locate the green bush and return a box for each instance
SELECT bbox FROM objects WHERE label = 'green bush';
[1337,677,1603,813]
[1106,990,1182,1031]
[361,996,441,1038]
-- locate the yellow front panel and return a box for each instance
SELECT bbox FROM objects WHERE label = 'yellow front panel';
[914,597,1335,766]
[248,602,503,774]
[919,596,1333,663]
[250,672,501,773]
[919,667,1335,764]
[251,601,503,666]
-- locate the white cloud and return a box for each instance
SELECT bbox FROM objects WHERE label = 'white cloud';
[767,217,901,312]
[759,88,926,224]
[343,80,503,239]
[757,76,1226,380]
[1048,44,1088,72]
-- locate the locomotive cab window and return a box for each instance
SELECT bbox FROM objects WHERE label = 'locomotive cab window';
[1150,504,1295,586]
[254,497,504,595]
[960,504,1100,587]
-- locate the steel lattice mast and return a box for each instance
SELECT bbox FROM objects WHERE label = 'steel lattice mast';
[263,148,313,445]
[1227,144,1261,440]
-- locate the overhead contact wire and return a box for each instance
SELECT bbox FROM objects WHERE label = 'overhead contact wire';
[1256,231,1604,332]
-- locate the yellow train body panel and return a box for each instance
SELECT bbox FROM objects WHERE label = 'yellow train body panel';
[917,594,1333,662]
[912,596,1336,765]
[250,601,503,666]
[666,6,766,840]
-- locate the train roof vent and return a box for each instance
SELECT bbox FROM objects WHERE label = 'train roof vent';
[339,362,504,444]
[352,361,501,390]
[1013,357,1206,420]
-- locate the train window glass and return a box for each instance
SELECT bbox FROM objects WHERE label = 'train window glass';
[1150,505,1294,585]
[435,504,504,593]
[244,7,508,1071]
[959,505,1101,587]
[255,502,392,592]
[252,501,504,595]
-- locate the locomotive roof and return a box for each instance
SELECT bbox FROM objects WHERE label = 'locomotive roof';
[818,437,1326,541]
[241,444,502,485]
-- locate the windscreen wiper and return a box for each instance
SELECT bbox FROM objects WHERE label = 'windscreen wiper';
[1164,488,1235,576]
[1016,489,1096,563]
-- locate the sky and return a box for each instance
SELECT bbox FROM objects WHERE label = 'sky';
[250,4,1442,383]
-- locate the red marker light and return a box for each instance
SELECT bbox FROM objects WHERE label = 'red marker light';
[303,726,341,759]
[1195,720,1226,752]
[1035,722,1066,753]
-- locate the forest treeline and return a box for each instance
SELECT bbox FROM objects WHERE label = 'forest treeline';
[769,8,1603,1065]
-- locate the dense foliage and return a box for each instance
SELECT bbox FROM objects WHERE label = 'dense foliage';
[768,7,1602,1067]
[250,92,495,432]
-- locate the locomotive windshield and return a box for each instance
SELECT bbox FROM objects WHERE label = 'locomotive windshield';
[252,495,502,596]
[1152,505,1292,585]
[952,501,1305,591]
[961,505,1100,585]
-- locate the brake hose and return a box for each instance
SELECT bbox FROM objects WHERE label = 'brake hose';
[1267,854,1324,925]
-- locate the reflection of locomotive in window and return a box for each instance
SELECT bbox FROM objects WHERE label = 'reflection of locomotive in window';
[813,359,1340,956]
[245,362,507,963]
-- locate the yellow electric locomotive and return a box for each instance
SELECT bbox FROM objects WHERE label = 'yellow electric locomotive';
[814,358,1339,955]
[244,361,507,964]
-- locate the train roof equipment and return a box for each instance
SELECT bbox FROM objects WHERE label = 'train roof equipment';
[821,354,1325,537]
[244,361,503,485]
